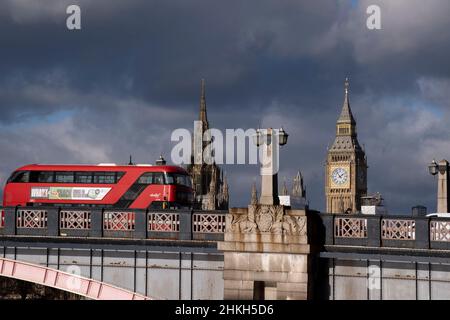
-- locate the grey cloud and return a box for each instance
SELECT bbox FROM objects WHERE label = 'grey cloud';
[0,0,450,213]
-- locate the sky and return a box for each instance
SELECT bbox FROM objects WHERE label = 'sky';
[1,0,450,214]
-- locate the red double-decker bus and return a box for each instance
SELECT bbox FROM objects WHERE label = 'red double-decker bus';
[2,163,193,209]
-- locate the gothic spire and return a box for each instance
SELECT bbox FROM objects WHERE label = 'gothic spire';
[281,178,289,196]
[209,164,217,194]
[199,78,209,130]
[337,77,356,125]
[251,183,258,205]
[223,174,229,202]
[292,171,305,198]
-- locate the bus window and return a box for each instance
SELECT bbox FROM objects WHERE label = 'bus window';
[7,171,29,183]
[37,171,54,183]
[166,173,192,188]
[165,174,175,184]
[55,172,74,183]
[153,173,164,184]
[138,173,154,184]
[181,175,192,188]
[137,172,165,185]
[93,172,115,184]
[29,171,54,183]
[75,172,93,183]
[116,172,125,182]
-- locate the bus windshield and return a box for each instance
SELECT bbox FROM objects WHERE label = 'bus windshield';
[165,173,192,188]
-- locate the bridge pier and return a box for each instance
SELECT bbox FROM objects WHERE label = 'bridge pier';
[219,205,315,300]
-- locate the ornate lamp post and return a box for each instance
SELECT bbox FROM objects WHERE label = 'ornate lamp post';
[428,159,438,175]
[253,128,288,205]
[428,159,450,213]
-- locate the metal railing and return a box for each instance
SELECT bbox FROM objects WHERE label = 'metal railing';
[430,220,450,242]
[0,206,226,241]
[60,210,91,230]
[148,212,180,232]
[324,213,450,249]
[17,209,48,229]
[334,217,367,238]
[192,212,226,233]
[104,211,135,231]
[7,207,450,250]
[381,219,415,240]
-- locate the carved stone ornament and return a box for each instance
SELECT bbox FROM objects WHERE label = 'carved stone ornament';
[225,204,306,235]
[256,205,275,232]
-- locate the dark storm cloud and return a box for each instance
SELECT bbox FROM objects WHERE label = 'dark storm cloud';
[1,0,450,213]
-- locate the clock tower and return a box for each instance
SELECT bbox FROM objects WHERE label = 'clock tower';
[325,78,367,213]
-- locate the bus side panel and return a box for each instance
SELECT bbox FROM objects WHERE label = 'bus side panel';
[129,184,172,209]
[2,170,143,207]
[3,183,29,206]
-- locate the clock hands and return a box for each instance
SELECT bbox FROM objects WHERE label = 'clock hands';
[335,171,344,179]
[333,169,347,183]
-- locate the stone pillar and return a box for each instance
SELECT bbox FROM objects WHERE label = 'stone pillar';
[220,127,299,300]
[258,128,281,205]
[437,160,450,213]
[218,205,312,300]
[260,174,279,205]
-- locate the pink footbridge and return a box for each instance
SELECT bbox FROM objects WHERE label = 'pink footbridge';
[0,257,154,300]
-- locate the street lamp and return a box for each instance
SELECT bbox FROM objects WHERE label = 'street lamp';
[278,128,289,146]
[253,129,263,146]
[252,128,289,205]
[428,159,450,213]
[428,159,438,175]
[253,128,288,146]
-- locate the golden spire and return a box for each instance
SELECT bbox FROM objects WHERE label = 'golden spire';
[345,77,349,95]
[337,77,356,125]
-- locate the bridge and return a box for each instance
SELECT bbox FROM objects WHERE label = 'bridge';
[319,213,450,299]
[0,206,225,299]
[2,206,450,299]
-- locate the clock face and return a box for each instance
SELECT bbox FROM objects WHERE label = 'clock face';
[331,168,348,185]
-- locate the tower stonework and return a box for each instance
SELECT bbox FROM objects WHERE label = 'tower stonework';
[325,78,367,213]
[186,79,229,210]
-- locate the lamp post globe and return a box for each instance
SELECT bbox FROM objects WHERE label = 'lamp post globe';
[429,159,438,176]
[253,129,262,146]
[278,128,288,146]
